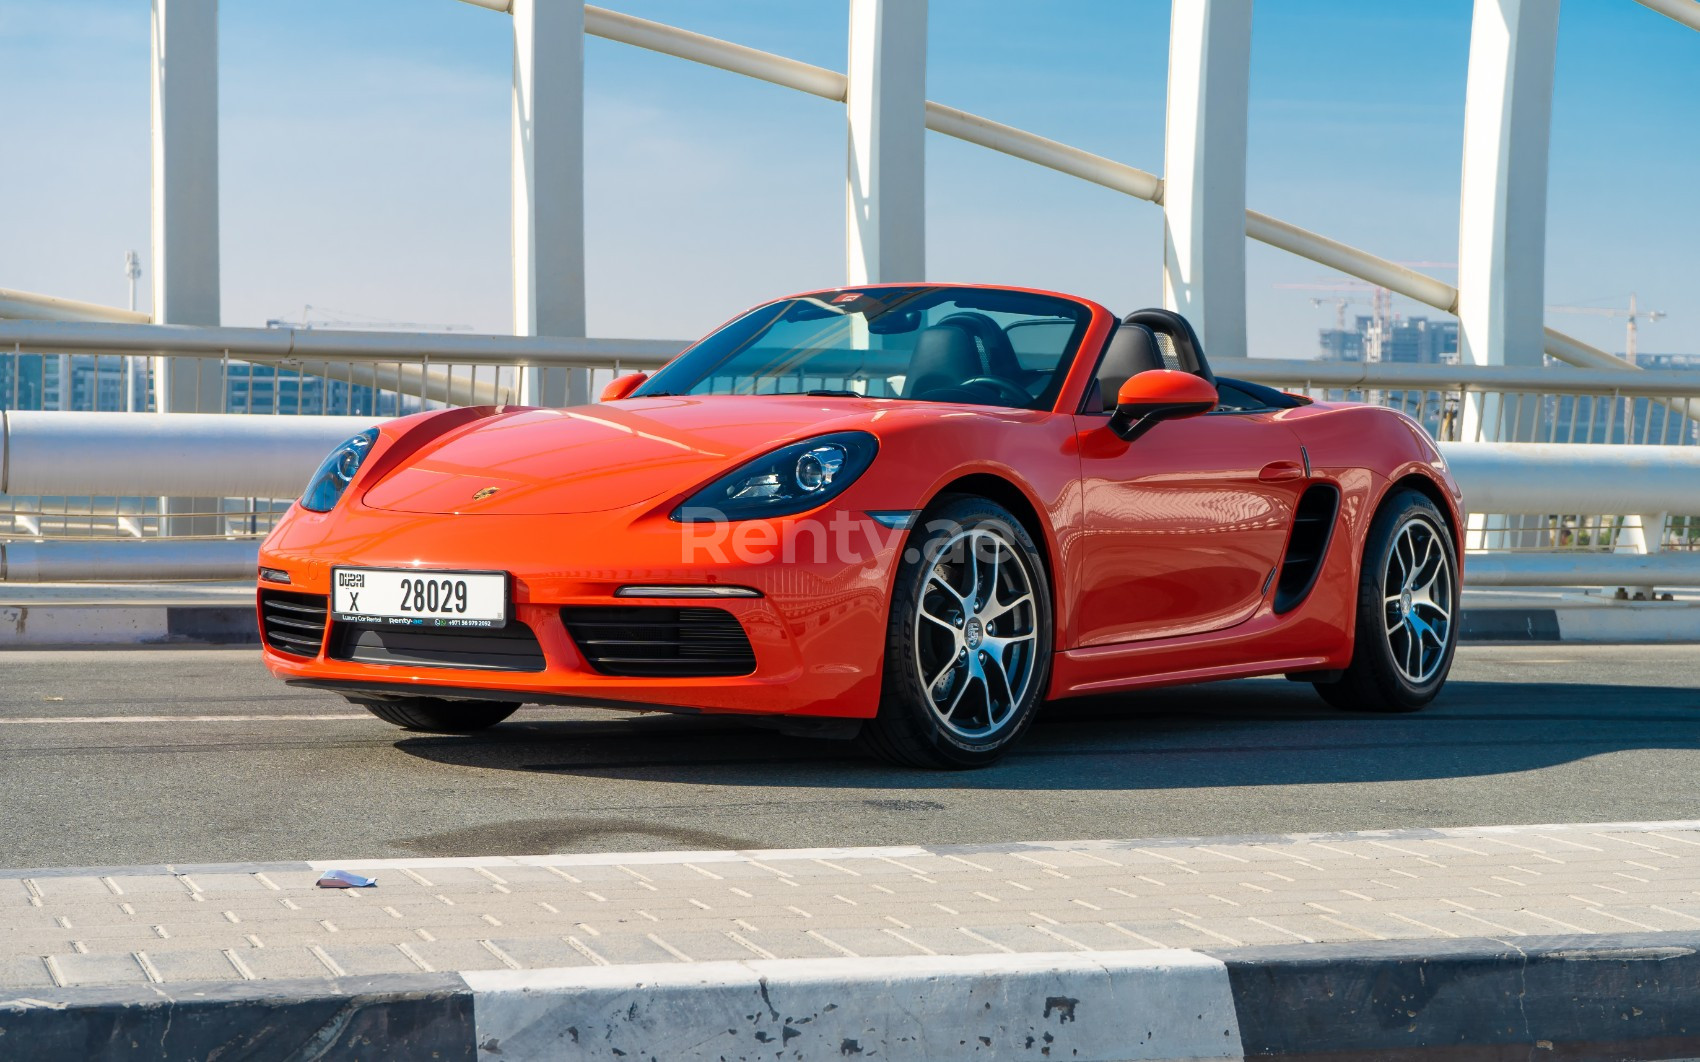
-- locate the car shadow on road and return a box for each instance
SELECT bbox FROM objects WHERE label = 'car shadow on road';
[391,677,1700,792]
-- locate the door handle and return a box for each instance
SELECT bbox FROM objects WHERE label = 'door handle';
[1259,460,1306,482]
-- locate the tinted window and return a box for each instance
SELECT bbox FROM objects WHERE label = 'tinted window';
[636,287,1091,411]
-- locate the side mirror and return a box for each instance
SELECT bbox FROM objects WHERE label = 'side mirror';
[1109,369,1216,441]
[600,372,650,402]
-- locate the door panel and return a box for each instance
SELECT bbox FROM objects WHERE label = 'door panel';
[1072,413,1306,646]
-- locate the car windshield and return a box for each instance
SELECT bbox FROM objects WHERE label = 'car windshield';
[634,286,1092,411]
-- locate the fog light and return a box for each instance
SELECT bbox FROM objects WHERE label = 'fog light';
[258,567,292,584]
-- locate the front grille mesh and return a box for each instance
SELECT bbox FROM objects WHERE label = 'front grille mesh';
[329,622,546,672]
[561,606,756,677]
[259,590,329,658]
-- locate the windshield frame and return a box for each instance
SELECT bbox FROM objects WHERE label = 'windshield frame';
[633,283,1115,414]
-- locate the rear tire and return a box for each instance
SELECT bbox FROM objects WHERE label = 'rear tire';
[353,697,519,733]
[1314,489,1458,713]
[862,495,1053,769]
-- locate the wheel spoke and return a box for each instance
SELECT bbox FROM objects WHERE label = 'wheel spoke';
[981,590,1032,624]
[939,662,973,720]
[927,567,968,608]
[925,654,959,694]
[918,599,960,634]
[981,642,1022,707]
[1412,595,1449,622]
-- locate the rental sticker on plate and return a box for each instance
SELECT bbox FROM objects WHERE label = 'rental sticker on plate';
[331,568,508,628]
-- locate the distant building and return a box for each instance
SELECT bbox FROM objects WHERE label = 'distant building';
[1319,315,1458,364]
[0,354,131,411]
[1635,353,1700,372]
[1551,354,1699,445]
[225,363,417,417]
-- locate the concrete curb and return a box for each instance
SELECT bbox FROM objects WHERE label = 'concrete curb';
[1459,603,1700,643]
[0,604,257,647]
[7,934,1700,1061]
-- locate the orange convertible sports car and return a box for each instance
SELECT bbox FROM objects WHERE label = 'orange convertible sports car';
[258,284,1463,768]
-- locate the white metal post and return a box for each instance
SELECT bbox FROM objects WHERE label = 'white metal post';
[1161,0,1252,359]
[845,0,927,286]
[512,0,587,408]
[150,0,223,534]
[1457,0,1560,443]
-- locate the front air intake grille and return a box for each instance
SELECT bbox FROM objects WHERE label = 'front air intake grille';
[259,590,329,658]
[329,622,546,672]
[561,606,756,677]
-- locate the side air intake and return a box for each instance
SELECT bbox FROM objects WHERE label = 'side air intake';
[1274,484,1341,614]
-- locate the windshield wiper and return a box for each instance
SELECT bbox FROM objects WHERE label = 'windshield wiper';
[759,388,863,398]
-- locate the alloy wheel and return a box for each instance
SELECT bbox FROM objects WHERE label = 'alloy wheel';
[1382,515,1455,684]
[912,527,1040,741]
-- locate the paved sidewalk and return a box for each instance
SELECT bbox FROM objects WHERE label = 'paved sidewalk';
[8,819,1700,990]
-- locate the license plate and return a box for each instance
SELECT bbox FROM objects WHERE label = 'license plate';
[331,568,508,628]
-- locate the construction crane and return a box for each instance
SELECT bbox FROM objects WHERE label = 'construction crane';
[1275,282,1385,360]
[1547,295,1666,361]
[264,305,473,333]
[1278,264,1455,364]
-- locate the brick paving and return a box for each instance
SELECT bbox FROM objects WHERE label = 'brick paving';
[7,820,1700,988]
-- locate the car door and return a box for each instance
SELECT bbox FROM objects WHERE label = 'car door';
[1072,405,1308,646]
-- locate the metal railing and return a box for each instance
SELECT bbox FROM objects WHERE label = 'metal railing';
[0,323,677,541]
[2,333,1698,585]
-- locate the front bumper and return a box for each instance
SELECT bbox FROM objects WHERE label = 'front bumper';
[256,503,907,719]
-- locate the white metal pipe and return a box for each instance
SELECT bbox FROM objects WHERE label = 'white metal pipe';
[0,538,259,583]
[1541,326,1640,372]
[0,411,376,498]
[1439,441,1700,516]
[584,6,849,101]
[1162,0,1252,358]
[0,320,682,368]
[5,408,1699,517]
[1457,0,1560,444]
[1634,0,1700,32]
[1462,550,1700,588]
[845,0,928,286]
[512,0,588,408]
[1243,213,1459,313]
[1209,356,1700,397]
[581,4,1168,204]
[924,102,1164,202]
[0,287,150,325]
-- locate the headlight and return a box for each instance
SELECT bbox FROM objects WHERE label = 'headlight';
[299,428,379,513]
[673,431,877,522]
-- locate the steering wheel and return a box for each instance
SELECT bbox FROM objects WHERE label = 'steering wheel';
[957,376,1031,407]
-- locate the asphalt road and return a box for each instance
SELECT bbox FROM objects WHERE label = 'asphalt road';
[0,645,1696,870]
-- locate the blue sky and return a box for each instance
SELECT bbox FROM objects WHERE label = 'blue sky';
[1,1,1695,359]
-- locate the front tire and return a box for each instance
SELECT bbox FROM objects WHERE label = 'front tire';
[353,696,519,733]
[863,496,1053,769]
[1314,490,1459,712]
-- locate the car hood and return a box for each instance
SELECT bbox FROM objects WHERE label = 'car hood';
[360,396,892,516]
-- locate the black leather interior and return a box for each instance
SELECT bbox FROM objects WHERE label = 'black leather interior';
[905,325,983,399]
[936,312,1021,379]
[1089,323,1165,412]
[1121,308,1215,384]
